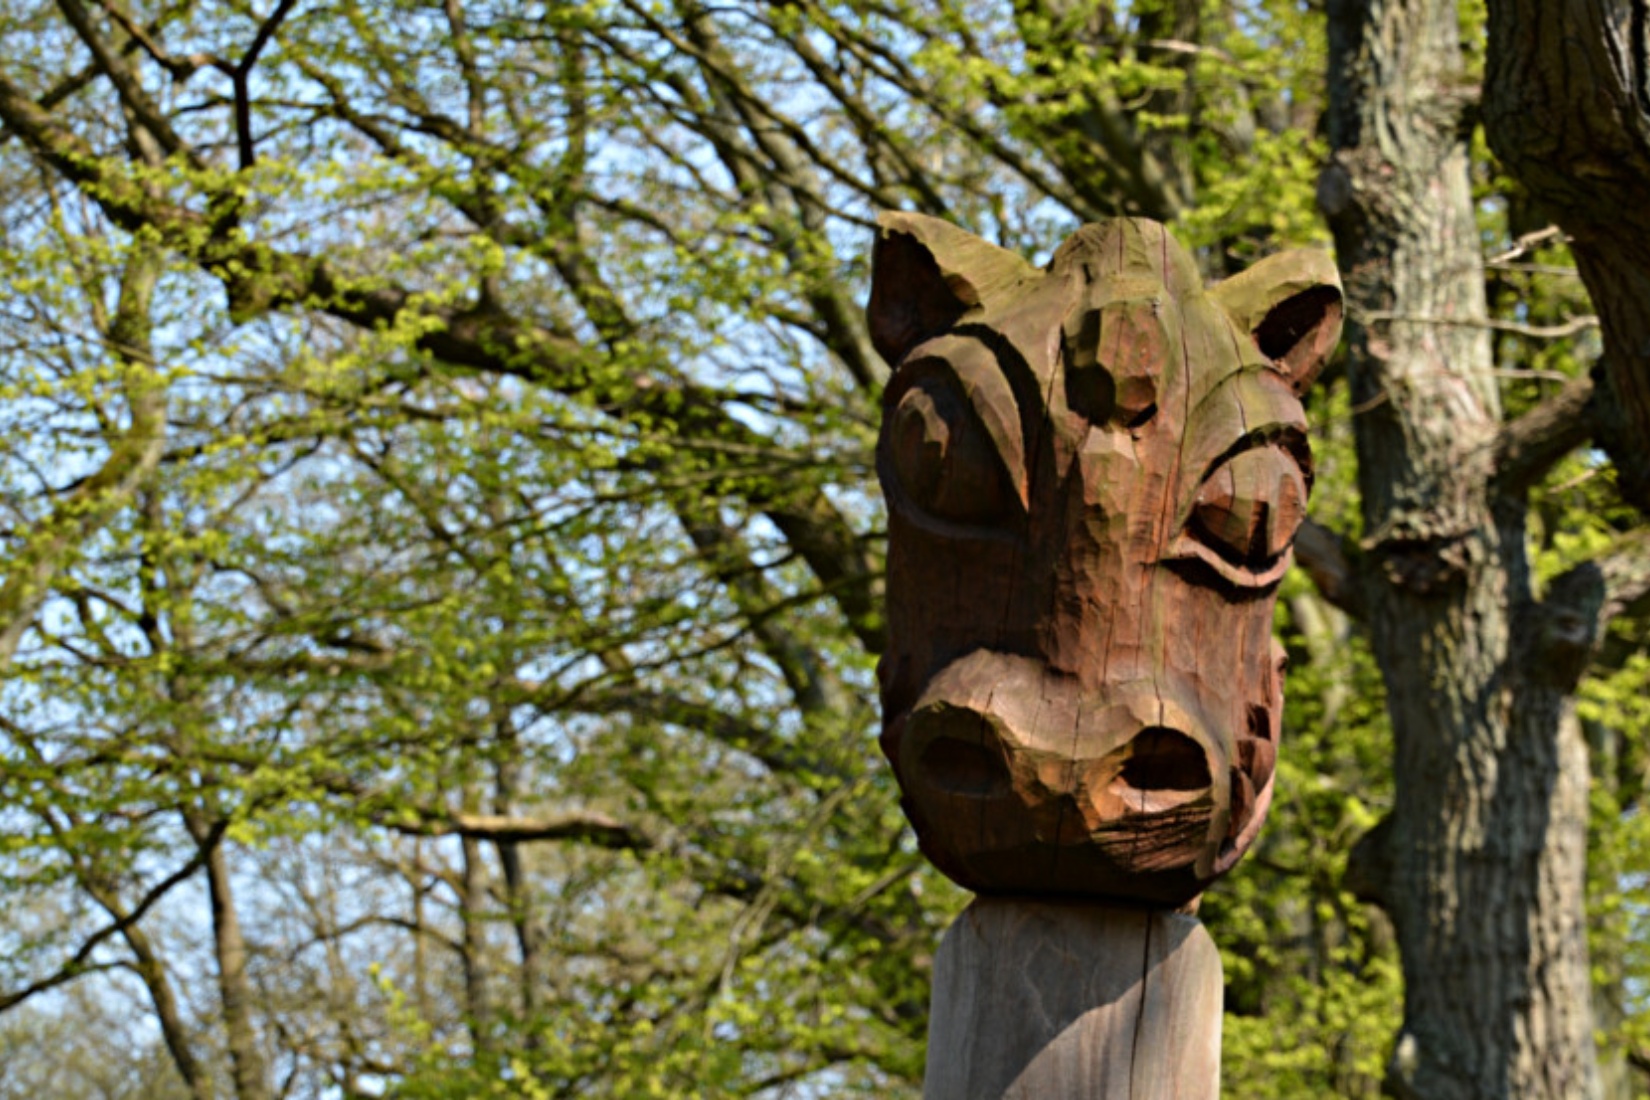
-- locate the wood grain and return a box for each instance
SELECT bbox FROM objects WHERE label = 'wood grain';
[923,897,1222,1099]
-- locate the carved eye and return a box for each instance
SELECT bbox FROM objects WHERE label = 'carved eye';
[1173,445,1306,586]
[1191,447,1306,566]
[889,376,1012,524]
[1063,295,1166,426]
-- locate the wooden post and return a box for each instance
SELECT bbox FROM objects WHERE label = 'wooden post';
[865,214,1339,1096]
[924,899,1222,1099]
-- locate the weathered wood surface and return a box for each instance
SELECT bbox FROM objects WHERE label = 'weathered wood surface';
[870,213,1341,905]
[924,897,1222,1100]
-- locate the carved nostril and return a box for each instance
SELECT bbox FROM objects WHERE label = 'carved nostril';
[1118,727,1210,792]
[1248,704,1274,741]
[921,734,1011,797]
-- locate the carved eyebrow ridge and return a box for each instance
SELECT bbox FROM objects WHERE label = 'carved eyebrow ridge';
[883,333,1034,514]
[951,324,1045,412]
[1195,425,1312,492]
[952,321,1054,469]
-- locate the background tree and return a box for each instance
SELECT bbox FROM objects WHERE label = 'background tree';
[0,1,1643,1098]
[1322,1,1650,1095]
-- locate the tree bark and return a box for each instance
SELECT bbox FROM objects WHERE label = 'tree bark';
[1585,718,1642,1100]
[1323,2,1600,1097]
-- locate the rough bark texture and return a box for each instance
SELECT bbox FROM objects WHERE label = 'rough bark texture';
[923,899,1221,1099]
[1324,2,1600,1097]
[870,214,1341,905]
[1483,0,1650,509]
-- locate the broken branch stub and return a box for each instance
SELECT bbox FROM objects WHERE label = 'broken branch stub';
[871,214,1341,906]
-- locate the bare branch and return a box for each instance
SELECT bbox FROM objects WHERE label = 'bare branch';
[384,810,652,849]
[0,821,222,1013]
[93,0,230,81]
[1486,225,1567,266]
[53,0,199,164]
[1361,311,1599,340]
[1143,38,1234,62]
[304,769,653,851]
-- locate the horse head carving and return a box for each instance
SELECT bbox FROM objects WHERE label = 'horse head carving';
[871,213,1341,906]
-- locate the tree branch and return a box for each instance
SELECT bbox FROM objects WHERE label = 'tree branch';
[1361,311,1599,339]
[1293,518,1364,617]
[1594,530,1650,622]
[0,61,99,146]
[231,0,299,169]
[92,0,229,81]
[567,686,844,778]
[53,0,198,164]
[1529,529,1650,687]
[0,820,223,1013]
[0,243,166,667]
[0,55,885,668]
[384,810,652,849]
[304,768,653,851]
[1492,373,1596,495]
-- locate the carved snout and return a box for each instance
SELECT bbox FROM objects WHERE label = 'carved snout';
[889,650,1240,906]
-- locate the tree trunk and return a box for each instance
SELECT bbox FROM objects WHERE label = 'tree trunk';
[1323,2,1600,1097]
[1587,719,1640,1100]
[495,765,543,1030]
[460,832,494,1056]
[1483,0,1650,510]
[193,824,273,1100]
[116,900,215,1100]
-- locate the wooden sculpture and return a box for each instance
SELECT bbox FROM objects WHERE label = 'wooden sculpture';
[869,214,1341,1097]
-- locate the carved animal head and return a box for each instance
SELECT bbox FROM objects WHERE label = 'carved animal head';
[870,214,1341,906]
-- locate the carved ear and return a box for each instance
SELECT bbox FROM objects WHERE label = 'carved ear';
[868,212,1037,367]
[1210,249,1343,394]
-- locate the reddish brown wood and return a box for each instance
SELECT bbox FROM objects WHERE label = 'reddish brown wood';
[870,214,1341,906]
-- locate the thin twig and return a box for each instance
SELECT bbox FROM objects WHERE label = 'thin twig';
[1361,311,1598,340]
[1487,225,1568,265]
